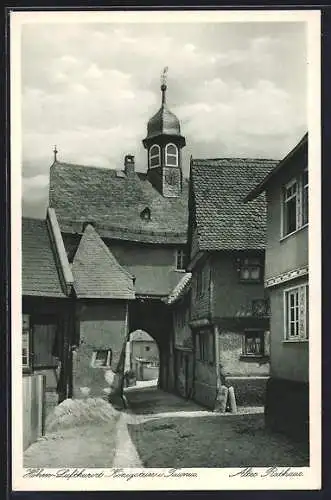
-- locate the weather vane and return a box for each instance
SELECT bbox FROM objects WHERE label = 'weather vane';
[161,66,168,88]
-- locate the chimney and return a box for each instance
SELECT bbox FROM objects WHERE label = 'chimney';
[124,154,135,177]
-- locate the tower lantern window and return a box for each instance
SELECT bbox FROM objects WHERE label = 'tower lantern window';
[165,143,178,167]
[149,144,161,168]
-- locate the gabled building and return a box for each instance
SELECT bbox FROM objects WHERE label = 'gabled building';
[46,80,189,392]
[187,157,277,409]
[71,223,135,400]
[129,330,159,364]
[22,210,136,405]
[245,133,309,441]
[22,209,75,404]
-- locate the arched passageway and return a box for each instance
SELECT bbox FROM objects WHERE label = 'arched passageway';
[127,298,173,392]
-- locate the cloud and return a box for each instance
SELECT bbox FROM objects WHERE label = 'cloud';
[22,175,49,200]
[20,21,307,217]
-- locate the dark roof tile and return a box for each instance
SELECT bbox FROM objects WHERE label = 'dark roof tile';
[49,162,188,244]
[191,158,278,251]
[22,218,67,297]
[72,224,135,300]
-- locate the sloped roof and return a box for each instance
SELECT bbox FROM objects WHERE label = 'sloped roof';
[190,158,278,251]
[72,224,135,299]
[22,218,67,297]
[130,330,155,342]
[167,272,192,305]
[146,103,181,138]
[245,133,308,201]
[49,161,188,244]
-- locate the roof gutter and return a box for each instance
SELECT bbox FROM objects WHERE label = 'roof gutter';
[244,132,308,202]
[47,207,74,296]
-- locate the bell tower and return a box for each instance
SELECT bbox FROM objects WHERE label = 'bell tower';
[142,68,186,198]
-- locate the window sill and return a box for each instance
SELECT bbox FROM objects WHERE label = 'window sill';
[280,223,308,242]
[239,355,269,362]
[282,338,309,343]
[175,269,187,273]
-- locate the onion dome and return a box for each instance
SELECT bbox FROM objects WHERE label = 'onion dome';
[143,82,185,148]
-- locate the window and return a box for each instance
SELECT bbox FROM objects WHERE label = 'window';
[302,168,308,226]
[284,284,309,341]
[22,314,30,370]
[176,249,187,271]
[149,144,161,168]
[283,180,298,235]
[165,143,178,166]
[176,309,186,330]
[140,207,151,221]
[91,349,112,368]
[282,170,308,237]
[195,263,209,299]
[242,331,265,356]
[238,257,263,283]
[196,329,214,363]
[145,346,150,352]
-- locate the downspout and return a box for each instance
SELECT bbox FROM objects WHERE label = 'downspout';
[121,301,130,408]
[210,254,220,407]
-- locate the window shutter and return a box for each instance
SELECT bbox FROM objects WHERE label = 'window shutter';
[298,285,307,339]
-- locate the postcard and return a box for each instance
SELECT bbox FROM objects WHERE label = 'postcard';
[10,8,321,491]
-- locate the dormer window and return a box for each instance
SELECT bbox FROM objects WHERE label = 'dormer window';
[165,143,178,166]
[149,144,161,168]
[140,207,151,221]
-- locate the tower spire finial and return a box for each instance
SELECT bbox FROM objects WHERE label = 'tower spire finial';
[53,145,58,163]
[160,66,168,105]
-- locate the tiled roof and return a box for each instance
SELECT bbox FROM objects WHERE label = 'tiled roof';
[166,272,192,305]
[49,161,189,244]
[72,224,135,300]
[245,133,308,201]
[22,218,67,297]
[130,330,155,342]
[190,158,278,251]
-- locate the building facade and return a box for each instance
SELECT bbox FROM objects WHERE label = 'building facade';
[22,209,76,404]
[167,272,194,399]
[43,80,189,399]
[23,76,298,415]
[187,158,277,409]
[129,330,159,381]
[245,133,309,440]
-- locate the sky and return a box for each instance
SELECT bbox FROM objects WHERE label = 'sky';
[20,19,307,218]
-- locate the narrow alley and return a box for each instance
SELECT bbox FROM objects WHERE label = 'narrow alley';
[24,380,309,469]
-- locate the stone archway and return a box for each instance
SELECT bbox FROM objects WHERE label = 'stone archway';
[128,298,173,391]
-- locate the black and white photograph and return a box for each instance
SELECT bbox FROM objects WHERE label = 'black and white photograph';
[11,9,321,491]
